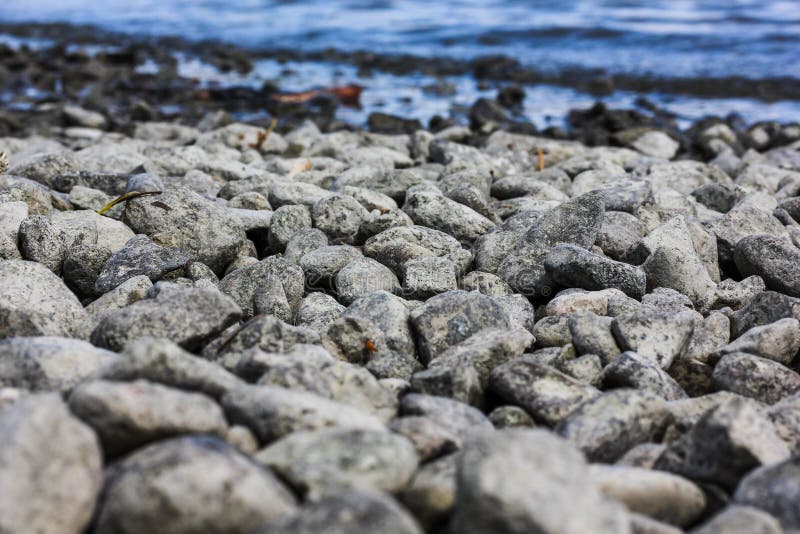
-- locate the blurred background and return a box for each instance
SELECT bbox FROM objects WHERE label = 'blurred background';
[0,0,798,129]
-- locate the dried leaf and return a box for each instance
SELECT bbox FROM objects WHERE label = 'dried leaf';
[97,190,162,215]
[0,151,8,175]
[288,159,313,178]
[536,147,545,172]
[269,84,363,106]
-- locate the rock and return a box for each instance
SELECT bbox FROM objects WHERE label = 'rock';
[85,274,152,323]
[0,336,116,392]
[18,215,67,273]
[730,290,800,338]
[459,271,513,296]
[297,292,345,332]
[0,260,89,339]
[630,130,679,159]
[63,104,107,129]
[312,194,369,245]
[0,200,27,258]
[255,490,423,534]
[336,257,400,305]
[122,187,246,274]
[588,465,705,527]
[713,318,800,365]
[545,244,646,298]
[214,315,319,362]
[489,357,600,425]
[399,393,493,441]
[735,234,800,297]
[344,291,416,358]
[222,385,385,443]
[0,393,102,534]
[451,429,629,534]
[712,352,800,404]
[655,397,790,491]
[364,225,472,277]
[68,379,227,456]
[568,312,621,365]
[218,256,304,319]
[256,428,418,498]
[400,454,457,529]
[602,351,687,400]
[557,389,671,462]
[91,284,241,352]
[94,235,190,293]
[268,205,312,252]
[93,436,296,534]
[708,207,788,267]
[368,112,423,135]
[734,457,800,530]
[612,310,695,369]
[409,290,510,364]
[692,505,783,534]
[714,276,765,310]
[402,190,495,245]
[300,245,363,288]
[98,338,244,399]
[402,256,458,300]
[63,243,113,298]
[766,392,800,454]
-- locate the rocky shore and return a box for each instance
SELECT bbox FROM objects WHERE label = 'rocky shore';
[3,30,800,532]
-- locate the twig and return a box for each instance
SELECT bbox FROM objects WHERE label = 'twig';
[97,190,162,215]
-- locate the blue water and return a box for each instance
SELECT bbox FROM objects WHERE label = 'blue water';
[1,0,799,125]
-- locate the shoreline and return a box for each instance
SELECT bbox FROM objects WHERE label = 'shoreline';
[1,21,800,103]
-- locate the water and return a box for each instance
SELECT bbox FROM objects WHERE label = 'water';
[1,0,799,126]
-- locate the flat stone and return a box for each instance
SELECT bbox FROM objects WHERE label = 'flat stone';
[94,234,190,293]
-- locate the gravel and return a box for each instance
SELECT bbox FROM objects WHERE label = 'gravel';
[3,114,799,531]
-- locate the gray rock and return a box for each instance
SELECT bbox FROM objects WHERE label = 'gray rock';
[409,290,510,364]
[494,293,537,334]
[18,214,67,273]
[222,385,385,443]
[312,194,370,245]
[402,190,495,245]
[283,227,328,264]
[766,392,800,454]
[98,338,244,399]
[569,312,622,365]
[93,436,296,534]
[255,490,422,534]
[269,181,335,208]
[68,379,227,456]
[0,393,102,534]
[91,284,241,352]
[0,336,116,392]
[402,256,458,300]
[692,505,783,534]
[268,204,312,252]
[490,357,601,425]
[214,315,319,363]
[534,315,572,347]
[714,318,800,365]
[94,235,190,293]
[642,287,695,313]
[712,352,800,404]
[451,429,629,534]
[297,292,345,332]
[399,393,493,440]
[612,310,696,369]
[735,234,800,297]
[0,260,89,339]
[488,405,537,428]
[730,290,800,338]
[123,187,246,274]
[459,271,512,296]
[63,243,113,298]
[8,150,82,188]
[344,291,416,358]
[256,428,417,498]
[400,454,456,529]
[218,256,304,319]
[472,229,521,274]
[0,200,27,258]
[708,206,788,266]
[545,244,646,298]
[364,225,472,277]
[557,353,604,385]
[734,457,800,530]
[50,209,135,254]
[602,351,688,400]
[655,397,790,491]
[336,257,400,305]
[556,389,671,462]
[300,245,363,288]
[714,275,765,310]
[588,464,705,527]
[85,275,153,324]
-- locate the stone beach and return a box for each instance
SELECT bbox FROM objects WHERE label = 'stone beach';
[2,52,800,532]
